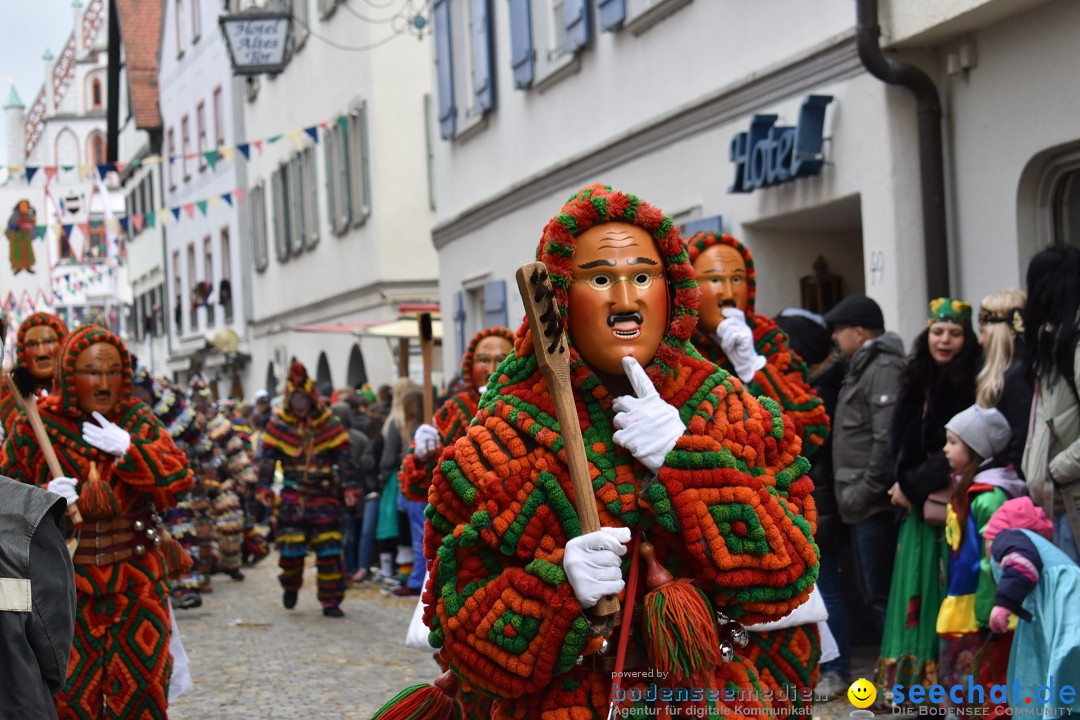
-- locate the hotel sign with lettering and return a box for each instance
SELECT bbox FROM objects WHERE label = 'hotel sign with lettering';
[729,95,833,193]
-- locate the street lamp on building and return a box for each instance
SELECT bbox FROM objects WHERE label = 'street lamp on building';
[218,7,294,75]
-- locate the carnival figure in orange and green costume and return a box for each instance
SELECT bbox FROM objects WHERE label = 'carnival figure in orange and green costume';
[413,185,819,720]
[6,199,37,273]
[0,311,68,439]
[686,232,832,716]
[0,325,193,719]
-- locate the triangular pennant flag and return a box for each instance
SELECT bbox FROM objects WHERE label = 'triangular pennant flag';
[336,115,349,130]
[234,188,245,205]
[97,163,112,181]
[184,204,196,219]
[118,217,129,234]
[171,207,181,222]
[319,121,330,130]
[132,214,144,232]
[145,211,155,228]
[79,164,93,181]
[286,130,304,150]
[144,156,162,165]
[62,223,74,238]
[196,200,208,216]
[105,219,118,233]
[44,166,58,181]
[25,166,38,183]
[78,222,91,238]
[61,165,74,172]
[304,126,319,143]
[267,134,282,144]
[89,219,103,229]
[253,140,264,155]
[220,147,235,163]
[208,196,220,210]
[237,143,250,160]
[203,151,218,171]
[34,225,46,239]
[113,162,126,175]
[221,191,232,206]
[156,211,166,227]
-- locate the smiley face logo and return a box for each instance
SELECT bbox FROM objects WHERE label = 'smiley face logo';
[847,678,877,708]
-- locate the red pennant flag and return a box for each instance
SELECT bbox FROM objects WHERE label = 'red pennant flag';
[132,214,145,232]
[253,140,264,155]
[113,162,126,175]
[184,203,196,219]
[234,188,245,205]
[78,221,91,238]
[44,166,58,182]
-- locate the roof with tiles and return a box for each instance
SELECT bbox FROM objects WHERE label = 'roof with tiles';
[115,0,163,130]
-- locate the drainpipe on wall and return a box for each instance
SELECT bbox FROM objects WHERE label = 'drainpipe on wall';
[855,0,950,299]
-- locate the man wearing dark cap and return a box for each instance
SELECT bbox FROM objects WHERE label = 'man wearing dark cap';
[823,294,905,690]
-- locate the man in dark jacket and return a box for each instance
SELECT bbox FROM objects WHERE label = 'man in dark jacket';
[0,475,76,720]
[825,295,905,635]
[330,403,375,579]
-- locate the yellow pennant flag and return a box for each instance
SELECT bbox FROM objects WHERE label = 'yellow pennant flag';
[220,147,235,164]
[208,195,221,210]
[143,156,163,166]
[287,130,305,150]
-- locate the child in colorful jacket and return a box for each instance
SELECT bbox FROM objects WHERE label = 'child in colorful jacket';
[423,185,819,720]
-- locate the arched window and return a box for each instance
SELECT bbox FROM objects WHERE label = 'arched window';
[1052,169,1080,247]
[90,77,103,109]
[316,352,333,395]
[89,133,106,166]
[347,345,368,387]
[55,127,79,168]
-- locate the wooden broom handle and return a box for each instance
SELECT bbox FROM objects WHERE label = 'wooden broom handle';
[2,373,82,525]
[418,313,435,421]
[516,262,619,617]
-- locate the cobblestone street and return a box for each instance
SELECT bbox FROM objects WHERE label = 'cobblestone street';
[169,558,436,719]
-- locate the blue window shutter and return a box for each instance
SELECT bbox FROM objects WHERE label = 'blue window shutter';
[680,215,723,238]
[471,0,495,112]
[597,0,625,31]
[483,280,508,329]
[454,290,467,362]
[564,0,590,52]
[433,0,456,139]
[507,0,534,89]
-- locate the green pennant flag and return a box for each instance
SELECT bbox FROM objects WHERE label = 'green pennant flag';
[196,200,208,216]
[267,134,283,144]
[34,225,46,239]
[145,211,156,228]
[336,115,349,130]
[203,151,218,171]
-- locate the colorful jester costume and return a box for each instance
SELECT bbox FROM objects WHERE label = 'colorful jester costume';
[399,326,516,505]
[255,362,357,610]
[0,326,193,719]
[686,233,829,716]
[423,185,819,720]
[0,311,69,437]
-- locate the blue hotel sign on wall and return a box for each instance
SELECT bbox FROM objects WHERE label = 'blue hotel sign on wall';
[729,95,834,193]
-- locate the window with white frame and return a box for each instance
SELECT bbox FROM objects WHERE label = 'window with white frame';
[167,127,176,189]
[301,145,319,247]
[181,115,191,180]
[203,235,215,326]
[345,103,370,226]
[271,161,292,261]
[505,0,590,92]
[250,181,269,272]
[175,0,185,56]
[197,101,207,170]
[191,0,201,42]
[432,0,495,140]
[213,86,224,147]
[220,227,233,323]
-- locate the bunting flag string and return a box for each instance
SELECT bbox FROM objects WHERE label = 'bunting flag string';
[1,113,346,178]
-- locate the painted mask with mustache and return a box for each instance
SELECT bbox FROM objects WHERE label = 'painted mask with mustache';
[567,222,668,376]
[23,325,62,382]
[693,244,749,331]
[72,342,124,416]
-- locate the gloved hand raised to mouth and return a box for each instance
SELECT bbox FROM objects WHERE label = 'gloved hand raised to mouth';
[612,356,685,475]
[715,307,767,384]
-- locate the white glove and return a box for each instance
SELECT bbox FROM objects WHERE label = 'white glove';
[0,424,5,446]
[413,423,441,461]
[612,357,685,475]
[82,411,131,457]
[47,476,79,506]
[564,527,631,609]
[715,308,767,384]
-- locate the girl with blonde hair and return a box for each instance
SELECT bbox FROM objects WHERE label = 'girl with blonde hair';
[976,288,1032,471]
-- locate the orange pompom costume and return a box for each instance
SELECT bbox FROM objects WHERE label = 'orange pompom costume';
[0,325,193,719]
[422,186,819,720]
[686,232,830,716]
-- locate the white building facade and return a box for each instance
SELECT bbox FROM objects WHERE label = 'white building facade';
[237,0,439,395]
[429,0,1080,365]
[159,0,252,398]
[110,0,169,375]
[1,0,128,340]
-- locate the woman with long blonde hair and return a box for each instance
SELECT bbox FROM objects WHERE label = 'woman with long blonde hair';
[975,288,1032,471]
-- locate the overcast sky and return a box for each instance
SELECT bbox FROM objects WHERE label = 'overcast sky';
[1,0,84,166]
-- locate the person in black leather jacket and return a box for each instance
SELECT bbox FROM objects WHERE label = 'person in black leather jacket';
[0,475,76,720]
